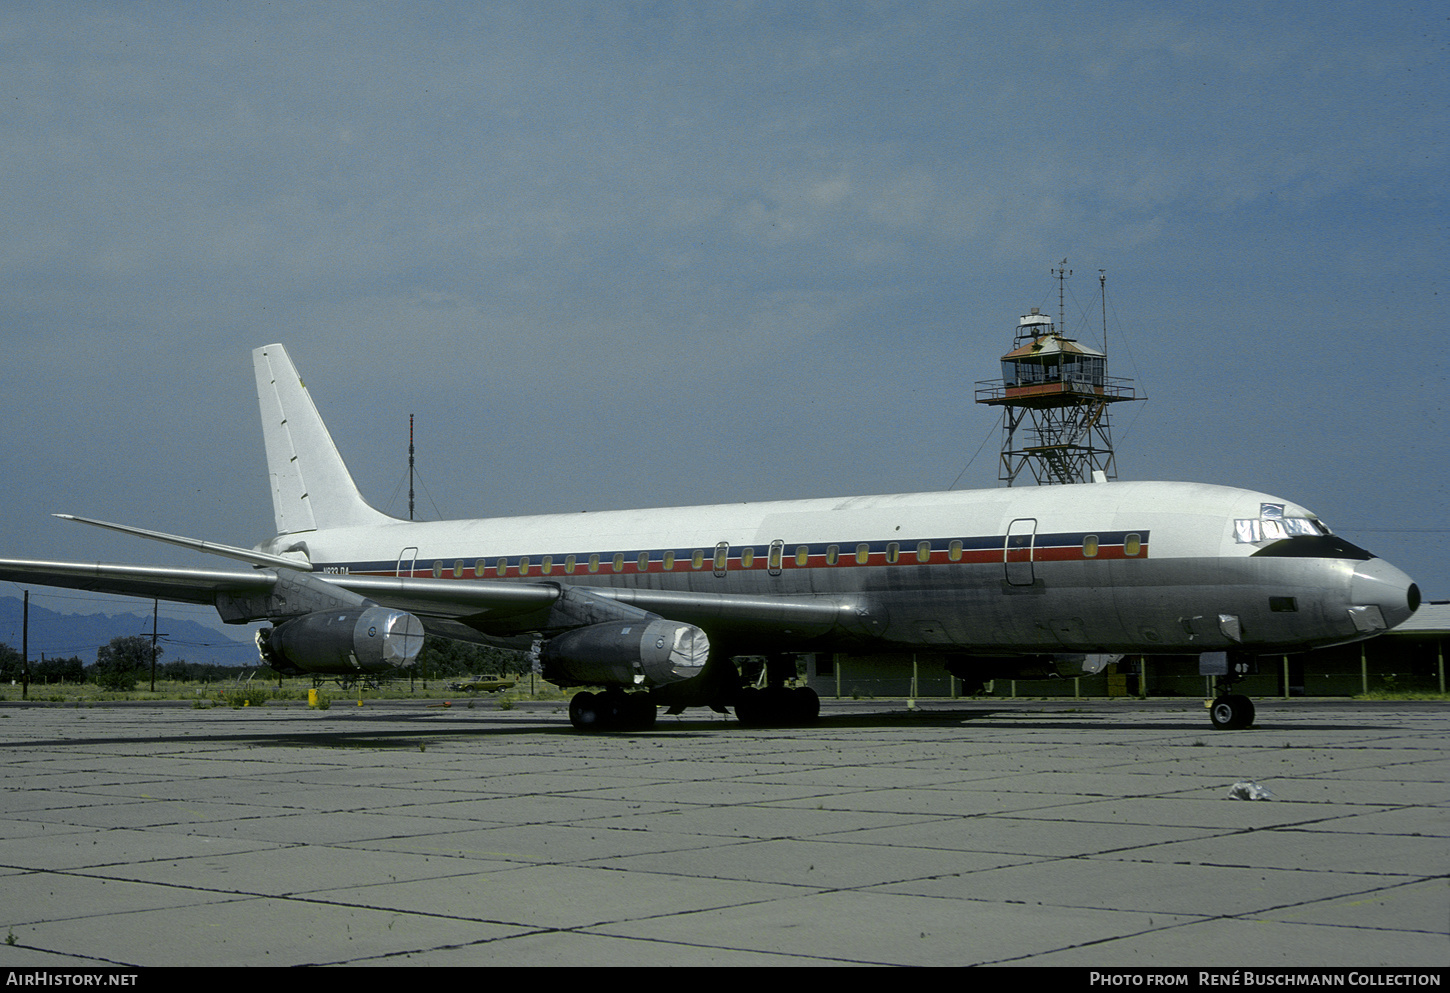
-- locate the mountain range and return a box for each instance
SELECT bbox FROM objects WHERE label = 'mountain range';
[0,597,257,666]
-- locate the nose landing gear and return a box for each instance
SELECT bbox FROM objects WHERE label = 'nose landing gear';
[1208,693,1256,730]
[1201,651,1258,730]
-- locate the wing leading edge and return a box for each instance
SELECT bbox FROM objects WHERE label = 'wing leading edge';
[0,557,276,607]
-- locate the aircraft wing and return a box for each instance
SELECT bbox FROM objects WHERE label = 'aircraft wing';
[0,557,560,624]
[333,574,862,639]
[0,557,278,606]
[0,556,862,642]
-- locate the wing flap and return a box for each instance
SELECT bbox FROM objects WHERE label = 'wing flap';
[592,586,860,636]
[333,575,561,621]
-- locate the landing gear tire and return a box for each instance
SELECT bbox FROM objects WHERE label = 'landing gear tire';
[792,686,820,724]
[569,691,656,732]
[618,693,657,731]
[733,687,763,728]
[569,691,603,731]
[1209,694,1255,731]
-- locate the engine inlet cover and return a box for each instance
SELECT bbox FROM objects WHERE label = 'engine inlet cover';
[540,619,710,688]
[262,606,425,675]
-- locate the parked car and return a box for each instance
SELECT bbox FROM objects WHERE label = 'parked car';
[446,675,517,694]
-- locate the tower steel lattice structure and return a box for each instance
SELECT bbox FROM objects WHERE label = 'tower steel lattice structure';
[974,277,1140,486]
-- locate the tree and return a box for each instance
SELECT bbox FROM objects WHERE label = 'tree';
[415,637,529,678]
[33,655,84,684]
[0,643,20,683]
[92,635,158,691]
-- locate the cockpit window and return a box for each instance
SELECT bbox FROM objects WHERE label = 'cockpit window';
[1251,535,1375,561]
[1235,517,1329,543]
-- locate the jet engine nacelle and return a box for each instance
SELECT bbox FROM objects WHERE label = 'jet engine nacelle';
[540,619,709,688]
[258,606,425,676]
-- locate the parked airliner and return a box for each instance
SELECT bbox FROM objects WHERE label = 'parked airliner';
[0,345,1420,731]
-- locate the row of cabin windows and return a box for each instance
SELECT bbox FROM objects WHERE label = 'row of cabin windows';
[427,534,1142,578]
[1081,533,1143,558]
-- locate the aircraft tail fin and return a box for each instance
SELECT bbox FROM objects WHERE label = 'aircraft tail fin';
[253,344,393,535]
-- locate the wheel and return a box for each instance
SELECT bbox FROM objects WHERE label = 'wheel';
[791,686,820,724]
[1209,694,1255,730]
[608,693,655,731]
[569,691,602,730]
[760,686,793,725]
[733,687,764,727]
[624,694,657,731]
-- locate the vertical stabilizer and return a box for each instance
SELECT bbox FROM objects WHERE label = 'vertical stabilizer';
[253,344,393,535]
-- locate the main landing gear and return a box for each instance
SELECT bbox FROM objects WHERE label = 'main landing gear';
[568,690,657,732]
[733,654,820,728]
[734,685,820,727]
[562,654,823,731]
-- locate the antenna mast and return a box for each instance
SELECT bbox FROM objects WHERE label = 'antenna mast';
[408,414,415,522]
[1100,270,1108,354]
[1053,259,1072,334]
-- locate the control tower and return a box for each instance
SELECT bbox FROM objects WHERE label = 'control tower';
[974,282,1140,486]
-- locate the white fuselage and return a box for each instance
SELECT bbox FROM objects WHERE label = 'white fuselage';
[258,479,1420,657]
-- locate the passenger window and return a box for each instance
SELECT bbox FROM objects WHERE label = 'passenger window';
[795,545,809,567]
[613,553,625,573]
[855,543,870,565]
[663,551,675,571]
[1083,535,1099,558]
[692,549,705,570]
[917,541,931,563]
[564,554,576,574]
[826,545,839,565]
[1125,533,1142,557]
[741,547,754,569]
[475,559,486,577]
[637,551,649,572]
[432,561,442,579]
[886,542,899,564]
[518,557,530,576]
[453,560,463,579]
[948,540,962,562]
[541,555,553,575]
[588,554,599,574]
[496,558,508,577]
[714,543,729,573]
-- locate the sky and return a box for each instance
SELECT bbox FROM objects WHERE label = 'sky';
[0,1,1445,642]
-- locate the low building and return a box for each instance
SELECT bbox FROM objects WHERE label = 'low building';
[801,602,1449,700]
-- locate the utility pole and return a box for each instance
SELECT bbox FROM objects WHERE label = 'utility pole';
[21,590,28,701]
[150,599,159,692]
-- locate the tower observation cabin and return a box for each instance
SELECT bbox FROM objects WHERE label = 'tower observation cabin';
[975,303,1140,486]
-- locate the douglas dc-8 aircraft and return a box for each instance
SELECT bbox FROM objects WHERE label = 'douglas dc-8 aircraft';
[0,345,1421,731]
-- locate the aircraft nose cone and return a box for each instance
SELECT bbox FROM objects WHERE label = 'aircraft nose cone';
[1349,558,1420,632]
